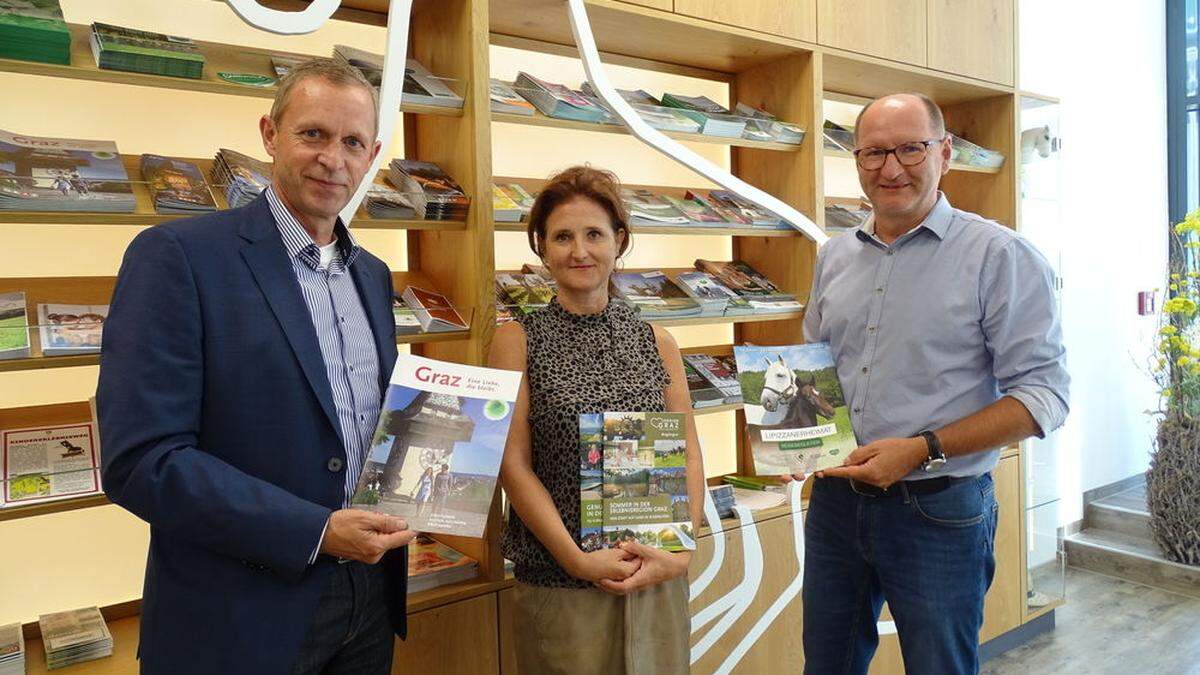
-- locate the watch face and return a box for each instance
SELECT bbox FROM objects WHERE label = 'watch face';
[924,457,948,471]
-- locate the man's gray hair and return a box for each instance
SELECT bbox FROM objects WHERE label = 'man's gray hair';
[854,92,946,143]
[269,57,380,132]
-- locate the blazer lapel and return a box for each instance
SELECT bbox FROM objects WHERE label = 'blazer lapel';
[238,198,346,450]
[349,260,396,391]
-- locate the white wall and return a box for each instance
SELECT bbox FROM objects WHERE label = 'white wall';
[1020,0,1167,524]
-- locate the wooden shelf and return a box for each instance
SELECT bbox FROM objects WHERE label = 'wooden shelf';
[493,110,802,152]
[0,23,463,118]
[822,48,1013,105]
[0,155,467,231]
[0,493,110,522]
[824,148,1002,174]
[650,309,802,328]
[693,402,741,416]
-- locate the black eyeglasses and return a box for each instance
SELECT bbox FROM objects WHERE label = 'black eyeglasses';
[852,138,946,170]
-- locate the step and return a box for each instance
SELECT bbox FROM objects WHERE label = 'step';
[1084,501,1152,541]
[1065,528,1200,599]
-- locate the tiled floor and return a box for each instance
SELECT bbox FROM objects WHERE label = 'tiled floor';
[983,567,1200,674]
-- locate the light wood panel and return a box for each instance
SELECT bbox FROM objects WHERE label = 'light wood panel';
[674,0,817,42]
[981,454,1023,641]
[393,593,500,674]
[816,0,926,66]
[616,0,671,9]
[822,49,1012,105]
[497,587,519,675]
[939,94,1018,226]
[927,0,1016,86]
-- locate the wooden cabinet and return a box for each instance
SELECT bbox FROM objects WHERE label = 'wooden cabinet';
[674,0,816,42]
[816,0,926,66]
[927,0,1015,85]
[981,454,1023,641]
[498,588,519,675]
[393,594,500,674]
[615,0,672,9]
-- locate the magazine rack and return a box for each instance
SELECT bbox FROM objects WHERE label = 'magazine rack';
[3,0,1051,672]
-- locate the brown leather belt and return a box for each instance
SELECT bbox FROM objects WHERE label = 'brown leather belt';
[847,474,978,498]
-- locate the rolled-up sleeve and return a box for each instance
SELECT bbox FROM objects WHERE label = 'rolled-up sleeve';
[979,238,1070,437]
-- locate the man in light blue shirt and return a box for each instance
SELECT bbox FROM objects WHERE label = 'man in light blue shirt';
[798,93,1069,674]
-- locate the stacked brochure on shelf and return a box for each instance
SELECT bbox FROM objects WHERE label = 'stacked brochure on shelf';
[37,303,107,355]
[392,296,421,335]
[708,484,735,520]
[495,273,553,315]
[388,159,469,221]
[621,188,689,227]
[823,120,855,152]
[0,129,135,213]
[661,93,746,138]
[333,45,463,110]
[0,291,31,361]
[674,271,751,316]
[350,353,522,537]
[578,83,702,133]
[610,271,702,319]
[734,103,806,145]
[693,259,802,311]
[364,174,416,219]
[733,343,857,476]
[0,0,70,65]
[682,359,726,409]
[211,148,270,208]
[492,185,522,223]
[579,412,695,552]
[38,607,112,670]
[401,286,468,333]
[407,534,478,593]
[494,183,534,220]
[683,353,742,404]
[0,622,24,675]
[701,190,788,229]
[90,22,204,79]
[825,200,872,233]
[140,154,217,214]
[514,72,609,124]
[489,79,535,116]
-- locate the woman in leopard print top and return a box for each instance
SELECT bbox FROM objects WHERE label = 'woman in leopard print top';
[489,166,704,674]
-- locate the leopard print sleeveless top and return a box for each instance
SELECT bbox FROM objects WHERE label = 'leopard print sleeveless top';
[503,296,670,588]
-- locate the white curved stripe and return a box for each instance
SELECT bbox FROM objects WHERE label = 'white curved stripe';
[222,0,341,34]
[690,504,755,632]
[220,0,412,227]
[688,442,727,599]
[689,504,763,662]
[565,0,827,244]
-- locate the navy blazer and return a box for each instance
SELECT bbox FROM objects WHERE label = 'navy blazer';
[97,195,405,674]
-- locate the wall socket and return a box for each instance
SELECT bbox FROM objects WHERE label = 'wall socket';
[1138,290,1158,316]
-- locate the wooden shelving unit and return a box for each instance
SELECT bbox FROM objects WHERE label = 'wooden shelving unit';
[3,0,1041,672]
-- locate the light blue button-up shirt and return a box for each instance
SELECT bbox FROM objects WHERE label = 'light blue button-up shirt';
[803,193,1069,480]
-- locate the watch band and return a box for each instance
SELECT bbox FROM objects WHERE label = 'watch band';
[917,430,946,471]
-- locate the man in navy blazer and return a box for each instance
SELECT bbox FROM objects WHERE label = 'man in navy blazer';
[97,59,414,674]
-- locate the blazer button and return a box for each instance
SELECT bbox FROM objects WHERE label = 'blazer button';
[327,457,344,472]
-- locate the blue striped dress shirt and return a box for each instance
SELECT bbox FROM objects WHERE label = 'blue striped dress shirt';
[804,193,1069,480]
[265,188,382,559]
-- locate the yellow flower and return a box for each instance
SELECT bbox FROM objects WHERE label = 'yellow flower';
[1178,356,1191,367]
[1161,325,1179,335]
[1171,284,1180,291]
[1164,297,1198,315]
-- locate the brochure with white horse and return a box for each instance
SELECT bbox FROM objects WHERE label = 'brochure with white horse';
[350,354,522,538]
[733,343,857,476]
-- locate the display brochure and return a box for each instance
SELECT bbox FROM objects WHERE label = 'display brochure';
[0,129,135,213]
[660,92,746,138]
[2,422,100,508]
[392,296,421,335]
[387,159,469,221]
[579,411,695,552]
[36,303,106,355]
[0,620,24,675]
[495,273,553,315]
[489,79,535,116]
[513,72,609,124]
[38,607,112,669]
[693,259,801,311]
[0,291,30,360]
[350,353,522,537]
[673,271,752,316]
[733,343,857,476]
[407,534,478,593]
[90,22,204,79]
[621,188,689,226]
[492,184,523,222]
[401,286,468,333]
[610,271,702,318]
[704,190,787,229]
[140,154,217,214]
[682,360,726,408]
[0,0,70,65]
[364,174,416,219]
[211,148,270,208]
[334,45,463,109]
[683,353,742,403]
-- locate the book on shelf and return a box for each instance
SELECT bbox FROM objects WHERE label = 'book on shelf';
[662,194,726,225]
[660,93,747,138]
[693,259,801,311]
[513,72,609,124]
[211,148,270,208]
[0,0,69,65]
[392,296,421,335]
[89,22,204,79]
[0,621,24,675]
[492,184,523,223]
[673,271,750,316]
[681,360,725,409]
[733,343,857,476]
[823,120,856,152]
[387,159,469,221]
[0,291,30,361]
[407,534,478,593]
[139,154,217,215]
[349,353,522,537]
[333,44,463,109]
[702,190,787,229]
[489,79,535,116]
[36,303,107,355]
[0,129,136,213]
[580,411,695,552]
[734,103,806,145]
[3,421,101,508]
[621,188,689,227]
[494,273,553,315]
[610,271,702,319]
[364,173,416,219]
[682,353,742,404]
[496,183,534,220]
[38,607,113,670]
[401,286,468,333]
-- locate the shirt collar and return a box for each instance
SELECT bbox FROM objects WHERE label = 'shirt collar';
[857,192,954,244]
[265,185,361,270]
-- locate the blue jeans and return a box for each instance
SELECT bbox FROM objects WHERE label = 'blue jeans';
[802,474,998,675]
[290,561,394,675]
